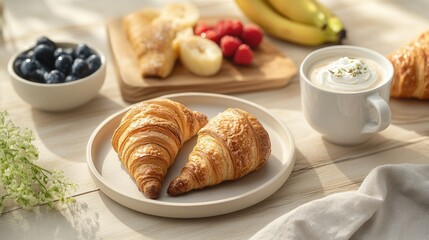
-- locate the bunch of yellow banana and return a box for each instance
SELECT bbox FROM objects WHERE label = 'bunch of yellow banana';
[235,0,346,46]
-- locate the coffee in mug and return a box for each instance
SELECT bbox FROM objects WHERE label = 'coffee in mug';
[300,46,394,145]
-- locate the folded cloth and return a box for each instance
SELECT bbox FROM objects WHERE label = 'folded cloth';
[251,164,429,240]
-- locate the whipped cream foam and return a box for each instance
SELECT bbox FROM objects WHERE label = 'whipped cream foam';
[309,57,382,92]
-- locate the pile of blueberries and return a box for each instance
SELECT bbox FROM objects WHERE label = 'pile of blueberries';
[13,36,102,84]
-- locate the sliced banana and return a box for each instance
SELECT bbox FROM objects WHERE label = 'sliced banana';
[157,2,200,30]
[179,36,222,77]
[172,27,194,54]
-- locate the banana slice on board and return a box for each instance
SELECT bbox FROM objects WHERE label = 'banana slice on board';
[172,27,194,54]
[179,36,223,77]
[157,2,200,30]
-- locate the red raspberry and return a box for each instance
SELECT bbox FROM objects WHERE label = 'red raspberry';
[241,24,264,49]
[215,20,231,38]
[215,19,244,38]
[233,44,253,65]
[220,36,242,57]
[201,30,221,44]
[194,21,213,36]
[214,20,227,38]
[229,20,243,37]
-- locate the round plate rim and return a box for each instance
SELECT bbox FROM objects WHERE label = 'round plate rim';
[86,92,295,215]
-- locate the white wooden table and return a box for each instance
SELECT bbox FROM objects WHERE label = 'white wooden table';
[0,0,429,239]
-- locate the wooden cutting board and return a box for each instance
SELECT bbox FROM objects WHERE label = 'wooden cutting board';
[107,17,297,103]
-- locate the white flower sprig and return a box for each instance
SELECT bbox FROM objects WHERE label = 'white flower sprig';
[0,110,76,213]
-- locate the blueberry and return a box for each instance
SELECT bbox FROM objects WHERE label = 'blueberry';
[36,36,56,50]
[33,44,55,69]
[14,51,35,75]
[54,47,74,59]
[55,54,73,74]
[71,58,89,78]
[19,58,47,83]
[74,44,92,59]
[13,58,25,77]
[13,52,28,76]
[87,54,101,74]
[25,50,35,59]
[44,70,65,84]
[19,58,39,77]
[31,69,48,83]
[65,75,79,82]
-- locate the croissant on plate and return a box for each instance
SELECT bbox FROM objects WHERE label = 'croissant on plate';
[167,108,271,196]
[111,99,208,199]
[387,30,429,99]
[123,9,178,78]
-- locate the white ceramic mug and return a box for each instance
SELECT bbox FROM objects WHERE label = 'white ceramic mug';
[300,45,394,145]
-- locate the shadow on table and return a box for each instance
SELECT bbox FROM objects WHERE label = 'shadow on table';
[378,0,429,21]
[389,98,429,136]
[323,133,429,191]
[97,149,325,239]
[0,202,100,240]
[235,79,302,112]
[30,94,125,162]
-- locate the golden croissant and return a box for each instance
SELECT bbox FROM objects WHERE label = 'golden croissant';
[123,9,177,78]
[387,30,429,99]
[111,99,208,199]
[167,108,271,196]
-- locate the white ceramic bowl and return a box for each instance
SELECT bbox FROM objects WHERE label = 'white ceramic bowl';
[8,42,106,112]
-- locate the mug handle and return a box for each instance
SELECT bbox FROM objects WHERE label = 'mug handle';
[361,93,391,134]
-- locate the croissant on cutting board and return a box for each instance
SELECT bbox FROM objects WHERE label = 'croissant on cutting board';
[387,30,429,99]
[123,9,178,78]
[111,99,208,199]
[167,108,271,196]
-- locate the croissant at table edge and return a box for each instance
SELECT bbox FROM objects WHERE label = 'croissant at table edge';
[167,108,271,196]
[111,99,208,199]
[387,30,429,99]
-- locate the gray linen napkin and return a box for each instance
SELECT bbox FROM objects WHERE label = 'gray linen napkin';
[251,164,429,240]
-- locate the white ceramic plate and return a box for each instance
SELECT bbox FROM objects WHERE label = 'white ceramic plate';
[86,92,295,218]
